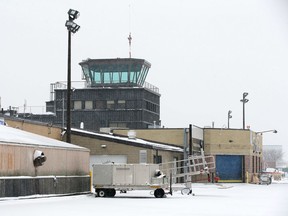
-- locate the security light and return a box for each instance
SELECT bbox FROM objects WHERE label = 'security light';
[68,9,80,20]
[65,20,80,33]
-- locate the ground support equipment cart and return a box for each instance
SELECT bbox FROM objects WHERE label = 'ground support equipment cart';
[92,163,168,198]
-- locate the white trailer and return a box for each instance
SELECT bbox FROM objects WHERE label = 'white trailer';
[92,153,216,198]
[92,163,168,198]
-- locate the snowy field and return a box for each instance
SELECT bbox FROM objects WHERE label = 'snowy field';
[1,179,288,216]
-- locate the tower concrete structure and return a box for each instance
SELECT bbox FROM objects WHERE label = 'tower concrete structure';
[45,58,160,131]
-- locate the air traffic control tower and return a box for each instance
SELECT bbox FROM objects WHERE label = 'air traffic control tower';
[80,58,151,88]
[47,58,161,131]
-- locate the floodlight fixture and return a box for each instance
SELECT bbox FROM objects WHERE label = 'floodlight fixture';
[68,9,80,20]
[65,20,80,33]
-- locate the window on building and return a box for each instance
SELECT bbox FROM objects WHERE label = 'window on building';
[104,72,110,84]
[153,155,162,164]
[109,122,127,128]
[107,100,115,109]
[117,123,127,128]
[118,100,126,109]
[85,101,93,110]
[139,150,147,164]
[109,123,117,128]
[145,101,157,112]
[74,101,82,110]
[96,100,106,109]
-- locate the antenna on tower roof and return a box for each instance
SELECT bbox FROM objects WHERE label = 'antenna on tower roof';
[128,4,132,58]
[128,33,132,58]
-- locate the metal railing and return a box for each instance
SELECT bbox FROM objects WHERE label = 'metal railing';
[143,82,160,94]
[50,81,160,101]
[50,81,87,101]
[159,155,215,183]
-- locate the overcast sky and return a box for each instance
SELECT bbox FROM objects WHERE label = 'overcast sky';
[1,0,288,158]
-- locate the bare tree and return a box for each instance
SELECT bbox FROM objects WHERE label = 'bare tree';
[263,148,284,168]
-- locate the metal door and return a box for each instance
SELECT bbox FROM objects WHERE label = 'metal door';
[216,155,243,182]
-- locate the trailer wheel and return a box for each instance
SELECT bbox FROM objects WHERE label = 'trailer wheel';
[154,188,165,198]
[107,189,116,197]
[181,188,192,195]
[97,189,106,197]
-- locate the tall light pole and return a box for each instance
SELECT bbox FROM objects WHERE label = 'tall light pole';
[65,9,80,143]
[240,92,249,130]
[228,110,232,129]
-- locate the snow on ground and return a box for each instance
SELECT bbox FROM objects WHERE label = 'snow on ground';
[1,179,288,216]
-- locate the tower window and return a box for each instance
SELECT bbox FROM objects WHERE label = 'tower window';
[74,101,82,110]
[118,100,126,109]
[107,100,115,109]
[85,101,93,110]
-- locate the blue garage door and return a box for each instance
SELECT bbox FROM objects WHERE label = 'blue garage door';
[216,155,243,182]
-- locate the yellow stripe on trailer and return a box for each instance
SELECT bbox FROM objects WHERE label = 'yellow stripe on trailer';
[150,185,161,189]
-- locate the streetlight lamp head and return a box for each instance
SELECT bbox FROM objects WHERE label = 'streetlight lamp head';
[228,110,232,118]
[243,92,248,97]
[256,129,278,135]
[68,9,80,20]
[240,98,249,103]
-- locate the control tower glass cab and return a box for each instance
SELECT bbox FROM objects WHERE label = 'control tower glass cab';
[79,58,151,87]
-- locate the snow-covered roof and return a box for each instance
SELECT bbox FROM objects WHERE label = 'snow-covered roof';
[0,125,88,151]
[72,128,183,152]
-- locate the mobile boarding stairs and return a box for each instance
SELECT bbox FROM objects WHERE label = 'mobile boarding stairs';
[160,152,215,195]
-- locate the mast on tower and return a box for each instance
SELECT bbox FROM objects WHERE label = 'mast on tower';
[128,33,132,58]
[128,4,132,58]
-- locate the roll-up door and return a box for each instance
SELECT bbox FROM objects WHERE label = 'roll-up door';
[216,155,243,182]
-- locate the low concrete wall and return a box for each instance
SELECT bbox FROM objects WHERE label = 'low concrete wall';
[0,175,90,197]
